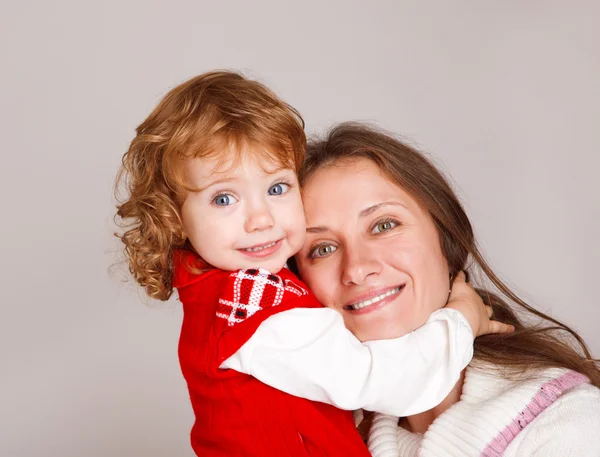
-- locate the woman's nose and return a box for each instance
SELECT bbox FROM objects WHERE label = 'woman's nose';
[341,244,382,286]
[244,201,275,232]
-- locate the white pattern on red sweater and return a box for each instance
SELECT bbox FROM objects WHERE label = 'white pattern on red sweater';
[216,268,307,326]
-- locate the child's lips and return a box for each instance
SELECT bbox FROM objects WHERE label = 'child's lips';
[238,239,283,258]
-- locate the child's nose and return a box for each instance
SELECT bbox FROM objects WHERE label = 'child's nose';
[244,204,275,232]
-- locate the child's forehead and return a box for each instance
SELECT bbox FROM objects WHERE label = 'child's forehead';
[186,145,295,183]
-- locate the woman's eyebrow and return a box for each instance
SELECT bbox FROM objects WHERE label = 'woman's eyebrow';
[359,201,407,218]
[306,201,407,233]
[306,226,329,234]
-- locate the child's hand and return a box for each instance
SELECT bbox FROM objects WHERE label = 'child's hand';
[446,271,514,337]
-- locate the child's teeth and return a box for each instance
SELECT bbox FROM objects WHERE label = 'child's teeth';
[246,241,276,252]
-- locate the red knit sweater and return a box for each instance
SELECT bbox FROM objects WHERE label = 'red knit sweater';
[174,250,371,456]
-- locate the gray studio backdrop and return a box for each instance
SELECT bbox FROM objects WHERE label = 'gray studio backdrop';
[1,1,598,456]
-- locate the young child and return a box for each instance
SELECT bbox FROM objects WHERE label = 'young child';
[115,71,510,457]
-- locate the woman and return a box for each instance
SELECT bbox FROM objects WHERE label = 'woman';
[293,123,600,456]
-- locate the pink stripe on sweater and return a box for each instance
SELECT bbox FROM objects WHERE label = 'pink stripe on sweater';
[481,371,589,457]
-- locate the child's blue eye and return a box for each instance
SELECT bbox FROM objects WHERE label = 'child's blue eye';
[213,194,238,206]
[268,183,289,196]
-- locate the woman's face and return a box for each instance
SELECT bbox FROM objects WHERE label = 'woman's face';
[296,157,451,342]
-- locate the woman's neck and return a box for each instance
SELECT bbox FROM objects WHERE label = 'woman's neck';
[401,369,466,434]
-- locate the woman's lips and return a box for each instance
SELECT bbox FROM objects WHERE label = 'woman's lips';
[343,285,404,314]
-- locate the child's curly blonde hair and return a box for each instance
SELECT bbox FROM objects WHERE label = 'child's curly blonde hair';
[115,71,306,301]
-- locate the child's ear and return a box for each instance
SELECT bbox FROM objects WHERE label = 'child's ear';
[286,256,300,276]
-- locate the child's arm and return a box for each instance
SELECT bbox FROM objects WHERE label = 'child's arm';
[218,268,512,417]
[221,306,472,417]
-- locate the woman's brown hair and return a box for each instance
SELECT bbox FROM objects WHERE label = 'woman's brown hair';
[115,71,305,301]
[298,122,600,386]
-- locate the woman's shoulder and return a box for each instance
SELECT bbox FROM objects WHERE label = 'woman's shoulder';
[560,379,600,398]
[506,381,600,456]
[423,365,600,456]
[540,380,600,420]
[463,364,600,427]
[366,366,600,457]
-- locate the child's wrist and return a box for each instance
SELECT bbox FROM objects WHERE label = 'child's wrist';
[447,303,477,336]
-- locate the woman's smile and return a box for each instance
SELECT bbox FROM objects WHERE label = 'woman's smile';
[343,285,404,313]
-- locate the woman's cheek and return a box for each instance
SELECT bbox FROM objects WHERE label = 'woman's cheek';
[301,263,335,307]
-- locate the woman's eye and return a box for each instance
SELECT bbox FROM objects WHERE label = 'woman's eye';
[268,182,289,196]
[373,220,397,233]
[213,194,238,206]
[310,244,337,258]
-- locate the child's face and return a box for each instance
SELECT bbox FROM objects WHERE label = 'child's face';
[180,147,306,273]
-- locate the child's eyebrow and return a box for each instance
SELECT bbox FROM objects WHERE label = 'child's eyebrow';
[193,166,294,191]
[196,176,237,191]
[262,166,296,176]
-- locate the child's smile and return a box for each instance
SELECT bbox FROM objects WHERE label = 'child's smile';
[180,146,306,273]
[239,239,283,257]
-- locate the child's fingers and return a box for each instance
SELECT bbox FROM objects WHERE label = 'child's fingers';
[453,271,466,284]
[486,305,493,318]
[487,320,515,335]
[449,271,470,300]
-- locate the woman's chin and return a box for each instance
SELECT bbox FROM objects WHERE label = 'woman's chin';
[353,321,412,342]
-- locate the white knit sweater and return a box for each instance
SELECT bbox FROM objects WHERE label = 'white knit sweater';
[367,364,600,456]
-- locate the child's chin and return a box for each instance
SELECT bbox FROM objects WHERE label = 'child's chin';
[238,258,285,274]
[261,261,286,274]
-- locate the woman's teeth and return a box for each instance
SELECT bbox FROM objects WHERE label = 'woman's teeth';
[347,286,402,311]
[244,241,277,252]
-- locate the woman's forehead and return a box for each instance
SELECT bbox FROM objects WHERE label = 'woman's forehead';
[301,157,422,221]
[303,158,405,199]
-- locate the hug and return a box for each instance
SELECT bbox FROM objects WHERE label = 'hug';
[116,71,600,456]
